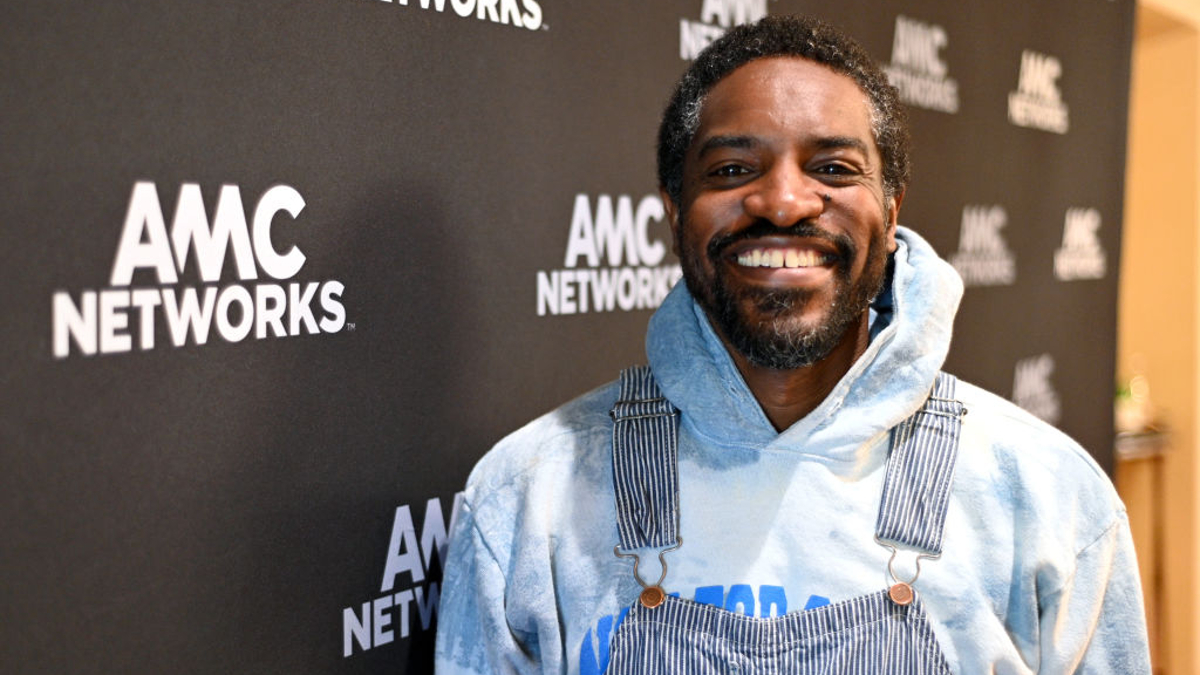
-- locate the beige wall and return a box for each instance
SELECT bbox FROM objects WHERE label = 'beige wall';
[1119,2,1200,672]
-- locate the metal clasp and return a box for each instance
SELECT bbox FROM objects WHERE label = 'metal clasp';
[875,535,939,606]
[614,538,682,608]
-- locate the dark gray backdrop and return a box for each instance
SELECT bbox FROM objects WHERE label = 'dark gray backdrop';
[1,0,1133,672]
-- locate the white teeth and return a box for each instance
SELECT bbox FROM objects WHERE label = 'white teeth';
[737,249,824,268]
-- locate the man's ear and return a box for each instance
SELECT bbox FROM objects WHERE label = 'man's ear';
[660,188,681,255]
[885,189,905,253]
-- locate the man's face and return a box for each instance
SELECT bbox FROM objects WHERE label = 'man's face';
[666,57,900,370]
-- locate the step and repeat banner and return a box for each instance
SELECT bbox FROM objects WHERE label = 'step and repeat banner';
[2,0,1133,672]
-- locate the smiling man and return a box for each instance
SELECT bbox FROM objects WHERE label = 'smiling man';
[436,15,1150,674]
[673,55,898,430]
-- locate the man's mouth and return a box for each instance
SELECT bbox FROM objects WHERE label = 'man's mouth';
[735,248,832,269]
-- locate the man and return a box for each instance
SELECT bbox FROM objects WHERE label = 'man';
[436,14,1150,674]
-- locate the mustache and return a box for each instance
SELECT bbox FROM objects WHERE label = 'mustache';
[705,220,856,264]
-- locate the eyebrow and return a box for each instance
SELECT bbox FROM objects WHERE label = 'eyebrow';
[695,134,759,159]
[814,135,870,155]
[694,133,871,158]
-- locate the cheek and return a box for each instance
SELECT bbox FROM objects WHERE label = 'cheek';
[673,215,706,263]
[679,205,718,248]
[839,205,888,270]
[688,199,741,242]
[683,228,714,268]
[842,201,885,236]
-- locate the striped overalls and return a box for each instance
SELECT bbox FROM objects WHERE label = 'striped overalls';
[606,366,965,674]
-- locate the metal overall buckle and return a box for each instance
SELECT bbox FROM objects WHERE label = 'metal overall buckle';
[875,535,939,606]
[614,538,682,609]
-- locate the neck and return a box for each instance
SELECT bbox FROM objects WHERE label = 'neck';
[724,314,872,432]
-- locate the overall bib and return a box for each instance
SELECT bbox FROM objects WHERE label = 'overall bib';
[606,366,965,674]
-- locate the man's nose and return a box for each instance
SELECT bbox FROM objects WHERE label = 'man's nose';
[741,165,825,227]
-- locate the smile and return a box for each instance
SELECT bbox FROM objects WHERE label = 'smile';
[735,248,832,269]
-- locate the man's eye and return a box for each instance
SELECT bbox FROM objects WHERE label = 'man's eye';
[711,164,750,178]
[814,163,856,176]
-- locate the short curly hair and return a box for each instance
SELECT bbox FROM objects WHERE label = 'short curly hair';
[657,15,911,207]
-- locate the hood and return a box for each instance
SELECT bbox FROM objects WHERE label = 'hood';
[645,226,964,460]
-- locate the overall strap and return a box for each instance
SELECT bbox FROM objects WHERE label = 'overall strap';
[610,365,681,551]
[874,372,967,556]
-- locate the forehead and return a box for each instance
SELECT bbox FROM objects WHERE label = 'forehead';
[692,56,876,154]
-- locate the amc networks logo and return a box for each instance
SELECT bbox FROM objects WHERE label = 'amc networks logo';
[883,15,959,113]
[343,495,462,657]
[679,0,768,60]
[1009,50,1069,134]
[52,182,347,358]
[366,0,544,31]
[948,204,1016,288]
[535,193,681,317]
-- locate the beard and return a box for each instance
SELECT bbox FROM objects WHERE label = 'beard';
[678,217,891,371]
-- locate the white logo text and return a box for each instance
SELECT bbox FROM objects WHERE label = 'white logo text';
[536,194,681,316]
[1054,207,1106,280]
[949,204,1016,287]
[363,0,543,30]
[679,0,768,60]
[883,15,959,113]
[343,495,462,657]
[1009,50,1069,133]
[53,182,347,358]
[1013,353,1062,425]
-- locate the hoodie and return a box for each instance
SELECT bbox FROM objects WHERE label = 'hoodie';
[434,226,1150,674]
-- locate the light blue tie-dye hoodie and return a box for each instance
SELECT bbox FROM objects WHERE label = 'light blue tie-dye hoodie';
[435,227,1151,674]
